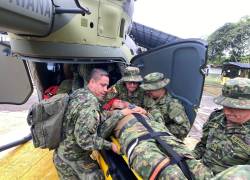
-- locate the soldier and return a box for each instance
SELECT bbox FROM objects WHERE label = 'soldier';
[211,165,250,180]
[53,68,135,180]
[193,77,250,175]
[99,99,213,180]
[140,72,190,140]
[106,66,144,106]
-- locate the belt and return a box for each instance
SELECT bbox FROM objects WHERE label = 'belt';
[149,157,171,180]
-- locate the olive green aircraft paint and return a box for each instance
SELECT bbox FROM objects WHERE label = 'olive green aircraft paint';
[0,43,33,104]
[8,0,52,18]
[0,0,53,35]
[0,0,136,62]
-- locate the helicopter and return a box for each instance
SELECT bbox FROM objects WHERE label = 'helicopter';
[0,0,208,179]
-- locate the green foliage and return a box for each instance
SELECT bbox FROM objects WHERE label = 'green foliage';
[208,16,250,64]
[240,55,250,63]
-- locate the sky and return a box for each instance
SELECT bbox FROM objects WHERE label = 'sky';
[133,0,250,39]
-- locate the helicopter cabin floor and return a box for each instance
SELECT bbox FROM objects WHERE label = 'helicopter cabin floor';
[0,141,58,180]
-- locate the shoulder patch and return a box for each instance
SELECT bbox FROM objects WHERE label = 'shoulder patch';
[231,135,250,153]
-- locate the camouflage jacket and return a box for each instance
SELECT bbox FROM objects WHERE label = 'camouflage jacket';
[57,88,124,161]
[211,165,250,180]
[143,94,190,140]
[193,109,250,174]
[57,79,73,94]
[99,114,213,179]
[105,80,144,106]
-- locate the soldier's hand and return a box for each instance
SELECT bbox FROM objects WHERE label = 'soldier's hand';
[111,143,120,154]
[132,107,147,115]
[121,108,135,116]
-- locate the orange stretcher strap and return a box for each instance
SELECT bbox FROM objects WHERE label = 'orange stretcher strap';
[149,158,171,180]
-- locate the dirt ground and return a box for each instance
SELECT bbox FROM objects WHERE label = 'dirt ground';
[0,85,222,150]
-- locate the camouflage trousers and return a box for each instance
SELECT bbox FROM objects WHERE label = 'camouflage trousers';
[128,141,213,180]
[53,151,104,180]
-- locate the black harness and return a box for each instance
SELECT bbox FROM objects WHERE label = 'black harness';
[127,113,195,180]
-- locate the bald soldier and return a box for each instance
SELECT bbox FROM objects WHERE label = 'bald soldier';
[140,72,191,140]
[99,99,213,180]
[53,68,136,180]
[193,77,250,175]
[106,66,144,106]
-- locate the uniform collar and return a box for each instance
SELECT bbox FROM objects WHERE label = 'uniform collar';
[154,93,171,105]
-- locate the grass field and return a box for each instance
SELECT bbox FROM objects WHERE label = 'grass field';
[204,74,222,96]
[205,74,221,86]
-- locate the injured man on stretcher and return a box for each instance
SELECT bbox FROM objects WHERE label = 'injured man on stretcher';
[99,99,213,180]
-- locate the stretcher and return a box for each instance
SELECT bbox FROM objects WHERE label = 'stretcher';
[94,136,142,180]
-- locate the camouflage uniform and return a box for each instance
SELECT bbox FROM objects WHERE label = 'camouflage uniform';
[105,66,144,106]
[141,72,190,140]
[57,64,89,94]
[193,78,250,175]
[57,79,73,94]
[211,165,250,180]
[53,88,124,180]
[99,114,213,180]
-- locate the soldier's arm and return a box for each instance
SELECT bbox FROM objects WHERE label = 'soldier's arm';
[74,107,113,151]
[148,108,165,124]
[99,108,137,138]
[98,110,125,138]
[167,100,190,140]
[193,109,223,159]
[192,119,210,159]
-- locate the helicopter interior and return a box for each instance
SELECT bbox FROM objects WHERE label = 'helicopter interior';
[28,61,124,99]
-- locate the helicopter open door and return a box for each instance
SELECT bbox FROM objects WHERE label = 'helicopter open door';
[0,42,33,104]
[131,39,208,124]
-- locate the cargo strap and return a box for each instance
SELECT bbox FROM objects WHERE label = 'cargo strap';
[149,157,171,180]
[132,113,195,180]
[126,132,170,166]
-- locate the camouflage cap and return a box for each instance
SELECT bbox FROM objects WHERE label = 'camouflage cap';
[214,77,250,109]
[140,72,170,91]
[121,66,143,82]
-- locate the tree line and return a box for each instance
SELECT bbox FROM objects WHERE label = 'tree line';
[207,16,250,64]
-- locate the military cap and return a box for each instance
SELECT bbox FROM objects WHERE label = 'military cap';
[121,66,143,82]
[214,77,250,109]
[140,72,170,91]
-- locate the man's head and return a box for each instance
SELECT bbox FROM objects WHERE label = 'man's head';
[112,99,129,110]
[87,68,109,101]
[103,98,129,110]
[122,66,143,93]
[214,77,250,124]
[140,72,170,99]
